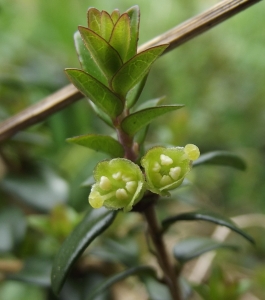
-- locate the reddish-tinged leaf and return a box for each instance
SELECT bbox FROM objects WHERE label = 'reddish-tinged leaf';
[100,11,114,42]
[125,6,140,60]
[110,14,131,62]
[74,31,107,85]
[87,8,101,35]
[65,68,123,119]
[111,9,120,23]
[79,26,123,81]
[111,44,169,97]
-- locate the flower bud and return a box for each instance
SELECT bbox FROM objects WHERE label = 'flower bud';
[89,158,145,212]
[141,144,200,196]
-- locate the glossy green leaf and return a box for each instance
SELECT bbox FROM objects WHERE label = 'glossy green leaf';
[79,26,123,80]
[67,134,124,158]
[87,266,156,300]
[126,74,148,109]
[100,11,114,41]
[65,68,123,119]
[193,151,246,170]
[89,100,114,128]
[8,258,52,287]
[125,6,140,60]
[87,8,101,35]
[0,164,68,212]
[136,95,166,111]
[162,211,255,244]
[109,14,130,62]
[0,207,27,253]
[51,208,117,295]
[74,31,107,86]
[173,237,238,263]
[121,105,184,136]
[111,44,169,97]
[110,9,120,23]
[141,276,171,300]
[90,237,139,267]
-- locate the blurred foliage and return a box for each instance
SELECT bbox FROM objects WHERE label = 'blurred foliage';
[0,0,265,299]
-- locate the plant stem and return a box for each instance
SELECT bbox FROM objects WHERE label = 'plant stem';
[143,203,182,300]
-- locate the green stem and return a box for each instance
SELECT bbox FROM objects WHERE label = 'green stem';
[143,204,182,300]
[115,109,138,162]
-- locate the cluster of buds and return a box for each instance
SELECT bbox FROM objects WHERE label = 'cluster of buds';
[89,144,200,211]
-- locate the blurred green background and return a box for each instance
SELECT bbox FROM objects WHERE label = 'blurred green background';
[0,0,265,299]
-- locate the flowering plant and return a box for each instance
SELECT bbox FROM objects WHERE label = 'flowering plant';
[51,6,252,300]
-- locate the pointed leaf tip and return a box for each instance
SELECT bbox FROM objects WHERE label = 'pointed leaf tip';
[78,26,123,80]
[173,237,239,263]
[193,151,246,170]
[65,68,123,119]
[67,134,124,157]
[111,44,169,97]
[121,105,184,136]
[51,208,117,295]
[162,211,255,244]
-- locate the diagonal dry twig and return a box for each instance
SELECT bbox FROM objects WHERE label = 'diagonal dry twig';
[0,0,262,142]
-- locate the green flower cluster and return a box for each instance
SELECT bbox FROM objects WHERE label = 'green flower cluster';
[89,144,200,211]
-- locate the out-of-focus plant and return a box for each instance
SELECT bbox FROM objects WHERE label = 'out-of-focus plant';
[46,6,254,300]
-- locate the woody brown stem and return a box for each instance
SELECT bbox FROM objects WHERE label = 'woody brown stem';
[143,203,182,300]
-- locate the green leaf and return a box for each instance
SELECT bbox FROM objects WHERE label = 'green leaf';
[87,8,101,35]
[74,31,107,85]
[173,237,238,263]
[8,258,52,287]
[136,96,166,111]
[162,211,255,244]
[141,276,171,300]
[125,6,140,60]
[78,26,123,80]
[100,11,114,42]
[90,237,139,267]
[0,207,27,253]
[67,134,124,158]
[0,163,68,212]
[111,9,120,23]
[193,151,246,170]
[126,74,148,109]
[121,105,184,136]
[109,14,130,62]
[111,44,169,97]
[89,100,114,128]
[65,68,123,119]
[51,208,117,295]
[87,266,156,300]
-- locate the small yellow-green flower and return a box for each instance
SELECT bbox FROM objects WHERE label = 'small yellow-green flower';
[141,144,200,196]
[89,158,145,212]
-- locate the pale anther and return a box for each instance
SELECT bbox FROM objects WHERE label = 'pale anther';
[160,154,173,166]
[99,176,112,191]
[89,191,104,208]
[169,167,181,180]
[126,181,137,193]
[116,188,128,200]
[112,172,122,180]
[122,175,132,182]
[152,162,161,172]
[160,175,173,186]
